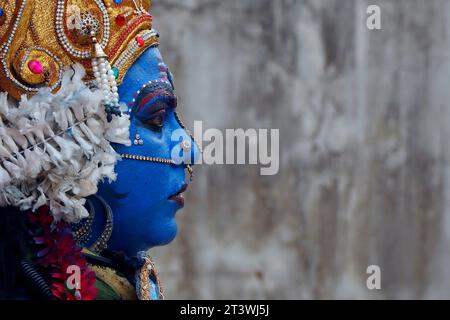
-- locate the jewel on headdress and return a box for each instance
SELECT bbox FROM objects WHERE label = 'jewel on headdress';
[80,12,100,36]
[115,13,126,26]
[136,36,144,47]
[112,67,119,79]
[28,60,44,75]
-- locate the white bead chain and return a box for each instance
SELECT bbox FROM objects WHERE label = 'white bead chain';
[91,38,121,121]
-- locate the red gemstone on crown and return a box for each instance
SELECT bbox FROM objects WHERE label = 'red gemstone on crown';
[136,36,145,47]
[115,14,126,26]
[28,60,43,74]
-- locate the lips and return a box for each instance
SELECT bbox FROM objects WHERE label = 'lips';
[168,183,188,207]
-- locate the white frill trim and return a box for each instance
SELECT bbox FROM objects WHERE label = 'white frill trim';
[0,64,131,222]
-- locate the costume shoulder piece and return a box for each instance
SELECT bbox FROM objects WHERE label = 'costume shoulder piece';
[0,0,158,222]
[84,249,164,300]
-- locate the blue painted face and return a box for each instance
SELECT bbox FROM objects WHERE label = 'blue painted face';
[96,46,199,256]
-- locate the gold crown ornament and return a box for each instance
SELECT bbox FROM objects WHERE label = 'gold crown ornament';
[0,0,159,101]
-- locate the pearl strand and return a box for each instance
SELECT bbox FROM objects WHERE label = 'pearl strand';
[91,35,121,122]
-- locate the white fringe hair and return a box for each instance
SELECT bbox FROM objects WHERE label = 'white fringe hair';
[0,64,131,222]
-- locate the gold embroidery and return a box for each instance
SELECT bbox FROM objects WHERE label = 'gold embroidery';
[89,264,137,300]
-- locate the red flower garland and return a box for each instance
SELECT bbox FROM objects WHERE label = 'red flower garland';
[28,206,98,300]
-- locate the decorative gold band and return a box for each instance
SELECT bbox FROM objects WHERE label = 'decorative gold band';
[120,153,175,165]
[120,153,194,181]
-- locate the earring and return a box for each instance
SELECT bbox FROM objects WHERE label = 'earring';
[72,199,95,247]
[89,195,114,254]
[134,133,144,146]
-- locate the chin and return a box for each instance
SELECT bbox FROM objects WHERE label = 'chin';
[158,225,178,246]
[148,218,178,247]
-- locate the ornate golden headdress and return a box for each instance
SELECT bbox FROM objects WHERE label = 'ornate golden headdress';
[0,0,158,100]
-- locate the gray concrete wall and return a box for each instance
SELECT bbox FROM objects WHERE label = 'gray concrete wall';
[150,0,450,299]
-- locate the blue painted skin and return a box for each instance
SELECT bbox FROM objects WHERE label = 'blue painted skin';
[87,46,199,257]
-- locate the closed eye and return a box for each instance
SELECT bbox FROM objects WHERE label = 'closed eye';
[132,82,177,130]
[145,109,166,131]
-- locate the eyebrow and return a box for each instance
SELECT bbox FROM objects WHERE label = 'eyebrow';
[134,83,177,113]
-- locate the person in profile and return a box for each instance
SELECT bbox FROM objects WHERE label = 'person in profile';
[0,0,199,300]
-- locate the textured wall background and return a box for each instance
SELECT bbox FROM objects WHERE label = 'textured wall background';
[150,0,450,299]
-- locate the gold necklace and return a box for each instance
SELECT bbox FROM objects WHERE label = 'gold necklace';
[89,195,114,254]
[138,255,164,300]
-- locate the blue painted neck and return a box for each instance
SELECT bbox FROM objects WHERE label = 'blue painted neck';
[86,196,148,256]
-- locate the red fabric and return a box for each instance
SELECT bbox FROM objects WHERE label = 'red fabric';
[28,206,98,300]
